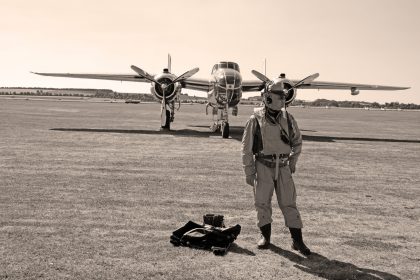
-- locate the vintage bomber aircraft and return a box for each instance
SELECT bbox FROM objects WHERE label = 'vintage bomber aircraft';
[33,55,409,138]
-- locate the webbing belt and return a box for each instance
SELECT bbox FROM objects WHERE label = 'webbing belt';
[256,157,289,168]
[256,153,289,159]
[256,154,289,182]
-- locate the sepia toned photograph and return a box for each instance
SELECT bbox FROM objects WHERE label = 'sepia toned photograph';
[1,0,419,279]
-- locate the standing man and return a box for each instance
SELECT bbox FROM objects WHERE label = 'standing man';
[241,84,311,255]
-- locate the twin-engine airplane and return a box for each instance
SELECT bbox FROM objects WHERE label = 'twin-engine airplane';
[33,55,409,138]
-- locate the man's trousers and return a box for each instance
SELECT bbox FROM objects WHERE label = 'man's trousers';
[254,160,303,228]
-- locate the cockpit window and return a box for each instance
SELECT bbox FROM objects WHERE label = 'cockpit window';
[219,62,227,69]
[211,62,240,73]
[227,62,240,71]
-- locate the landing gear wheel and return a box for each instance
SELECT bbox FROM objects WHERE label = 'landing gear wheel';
[161,109,171,131]
[210,123,220,133]
[221,122,229,138]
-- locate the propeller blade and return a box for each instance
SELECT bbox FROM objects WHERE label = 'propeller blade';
[168,54,171,73]
[131,65,158,84]
[160,91,167,126]
[172,67,199,84]
[251,70,272,84]
[293,73,319,88]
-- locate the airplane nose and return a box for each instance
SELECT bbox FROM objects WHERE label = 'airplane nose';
[213,70,242,105]
[216,75,241,89]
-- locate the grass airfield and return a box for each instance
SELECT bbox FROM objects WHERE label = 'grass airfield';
[1,96,419,280]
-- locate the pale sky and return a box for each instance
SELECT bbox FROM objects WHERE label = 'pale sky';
[1,0,419,103]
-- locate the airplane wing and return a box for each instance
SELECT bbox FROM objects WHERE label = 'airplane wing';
[31,72,149,83]
[242,80,265,92]
[181,77,211,92]
[32,71,211,91]
[293,80,409,91]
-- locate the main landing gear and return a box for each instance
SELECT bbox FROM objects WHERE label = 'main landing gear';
[161,102,175,131]
[161,109,171,130]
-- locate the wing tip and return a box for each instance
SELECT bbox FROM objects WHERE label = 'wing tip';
[389,86,410,90]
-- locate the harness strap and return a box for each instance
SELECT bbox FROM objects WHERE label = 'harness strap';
[275,154,280,182]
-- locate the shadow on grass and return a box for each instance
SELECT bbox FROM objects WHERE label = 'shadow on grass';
[302,135,420,144]
[50,128,420,144]
[229,243,256,256]
[269,244,401,280]
[189,125,318,133]
[50,127,245,141]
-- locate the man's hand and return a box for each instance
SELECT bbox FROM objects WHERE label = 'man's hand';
[289,158,298,174]
[289,163,296,174]
[245,174,256,187]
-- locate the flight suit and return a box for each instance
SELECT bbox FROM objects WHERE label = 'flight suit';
[241,107,303,229]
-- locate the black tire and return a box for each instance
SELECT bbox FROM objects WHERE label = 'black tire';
[221,122,229,138]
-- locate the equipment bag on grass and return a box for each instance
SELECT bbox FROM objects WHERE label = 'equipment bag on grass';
[170,216,241,256]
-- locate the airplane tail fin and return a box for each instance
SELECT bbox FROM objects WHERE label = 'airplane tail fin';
[168,54,172,73]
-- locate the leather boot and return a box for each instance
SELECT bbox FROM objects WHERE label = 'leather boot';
[257,223,271,249]
[289,228,311,256]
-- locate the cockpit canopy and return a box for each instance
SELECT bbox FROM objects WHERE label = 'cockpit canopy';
[211,62,240,73]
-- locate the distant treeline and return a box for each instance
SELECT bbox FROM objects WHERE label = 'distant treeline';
[0,90,157,102]
[89,90,206,103]
[241,97,420,109]
[93,91,156,101]
[0,88,113,97]
[291,99,420,110]
[0,87,111,91]
[0,88,207,103]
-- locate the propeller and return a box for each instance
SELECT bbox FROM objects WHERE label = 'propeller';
[171,67,199,84]
[131,65,199,88]
[130,65,158,84]
[131,65,199,128]
[251,70,272,84]
[251,70,319,93]
[292,73,319,89]
[161,87,167,127]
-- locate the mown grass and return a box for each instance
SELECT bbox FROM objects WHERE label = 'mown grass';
[1,97,419,279]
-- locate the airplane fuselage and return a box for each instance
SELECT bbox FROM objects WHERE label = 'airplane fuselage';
[207,62,242,108]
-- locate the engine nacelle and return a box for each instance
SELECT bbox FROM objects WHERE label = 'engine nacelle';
[351,87,360,95]
[150,72,180,102]
[269,77,297,106]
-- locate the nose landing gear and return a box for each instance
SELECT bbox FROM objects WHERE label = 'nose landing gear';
[209,104,230,138]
